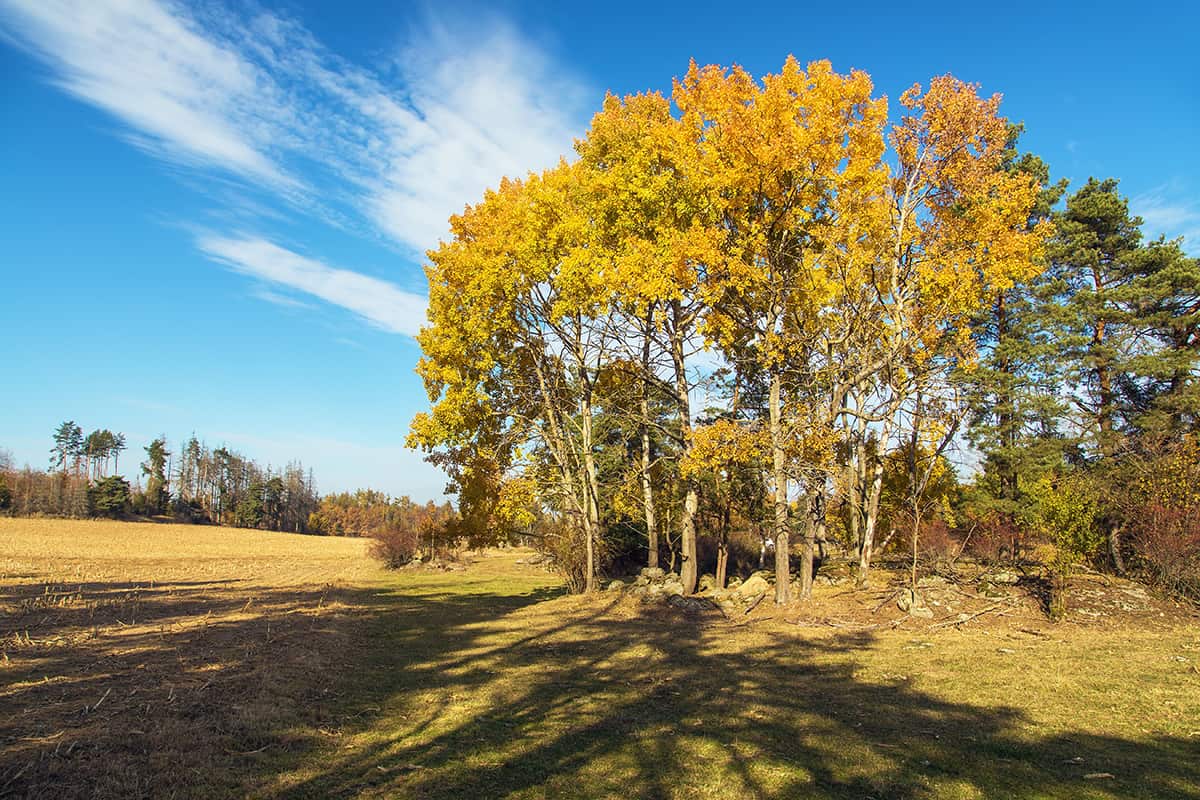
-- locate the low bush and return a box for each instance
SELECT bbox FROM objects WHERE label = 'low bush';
[369,527,421,568]
[963,512,1029,564]
[1129,503,1200,603]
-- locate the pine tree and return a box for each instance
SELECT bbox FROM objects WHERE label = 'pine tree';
[141,436,171,515]
[965,133,1068,525]
[1045,177,1144,456]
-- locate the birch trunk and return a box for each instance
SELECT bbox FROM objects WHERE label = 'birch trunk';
[770,370,791,604]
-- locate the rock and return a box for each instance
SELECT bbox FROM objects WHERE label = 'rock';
[667,594,716,612]
[606,579,625,592]
[898,589,934,618]
[989,571,1020,585]
[641,567,666,580]
[737,574,770,598]
[979,581,1010,599]
[698,574,717,592]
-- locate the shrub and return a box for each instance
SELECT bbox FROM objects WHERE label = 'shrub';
[915,517,958,566]
[533,522,590,593]
[1026,472,1104,567]
[963,512,1028,564]
[369,527,421,568]
[1129,504,1200,603]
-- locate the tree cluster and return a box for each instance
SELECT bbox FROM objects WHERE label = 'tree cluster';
[171,434,318,531]
[410,58,1199,603]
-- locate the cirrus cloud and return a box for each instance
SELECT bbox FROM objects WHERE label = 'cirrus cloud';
[1,0,591,331]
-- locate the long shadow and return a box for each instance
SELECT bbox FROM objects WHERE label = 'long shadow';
[0,572,561,799]
[265,602,1200,800]
[2,570,1197,800]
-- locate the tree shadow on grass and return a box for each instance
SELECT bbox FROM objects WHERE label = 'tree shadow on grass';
[2,573,1197,800]
[266,595,1198,800]
[0,573,561,799]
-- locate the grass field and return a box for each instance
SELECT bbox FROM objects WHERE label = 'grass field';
[2,518,1198,799]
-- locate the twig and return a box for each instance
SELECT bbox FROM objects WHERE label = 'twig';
[872,589,903,613]
[1,760,33,789]
[744,593,766,614]
[225,744,270,755]
[930,603,1004,628]
[90,687,112,712]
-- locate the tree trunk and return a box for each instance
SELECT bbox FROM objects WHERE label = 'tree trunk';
[669,302,698,594]
[581,390,600,594]
[769,371,790,604]
[1109,523,1126,575]
[715,543,728,590]
[800,488,822,601]
[1091,267,1114,456]
[640,329,659,569]
[996,291,1018,504]
[846,459,861,557]
[857,450,885,586]
[681,488,698,593]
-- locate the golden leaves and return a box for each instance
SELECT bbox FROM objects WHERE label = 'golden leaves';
[681,420,767,479]
[413,56,1051,506]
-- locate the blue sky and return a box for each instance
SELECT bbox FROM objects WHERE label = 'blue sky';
[1,0,1197,500]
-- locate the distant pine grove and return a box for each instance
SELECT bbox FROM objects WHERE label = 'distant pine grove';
[0,424,453,544]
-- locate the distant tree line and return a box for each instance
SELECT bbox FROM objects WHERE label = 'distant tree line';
[1,425,316,532]
[169,434,318,531]
[1,426,458,561]
[308,490,457,565]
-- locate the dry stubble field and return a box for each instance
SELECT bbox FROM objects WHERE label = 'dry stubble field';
[2,518,1199,799]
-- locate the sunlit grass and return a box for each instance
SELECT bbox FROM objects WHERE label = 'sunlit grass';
[2,518,1197,799]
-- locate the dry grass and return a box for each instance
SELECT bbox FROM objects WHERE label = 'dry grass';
[2,518,1198,799]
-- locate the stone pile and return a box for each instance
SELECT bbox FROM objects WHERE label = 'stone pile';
[610,567,779,616]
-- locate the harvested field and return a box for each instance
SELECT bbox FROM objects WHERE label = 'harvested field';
[2,518,1198,799]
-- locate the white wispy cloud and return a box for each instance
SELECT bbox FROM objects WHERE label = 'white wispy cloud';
[1132,183,1200,255]
[198,235,427,336]
[0,0,302,191]
[1,0,589,331]
[0,0,587,252]
[251,288,314,310]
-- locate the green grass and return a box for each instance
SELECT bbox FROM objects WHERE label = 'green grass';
[2,519,1198,799]
[263,560,1200,800]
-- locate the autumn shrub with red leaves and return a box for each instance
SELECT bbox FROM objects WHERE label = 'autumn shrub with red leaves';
[1129,503,1200,603]
[963,512,1030,564]
[369,527,421,568]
